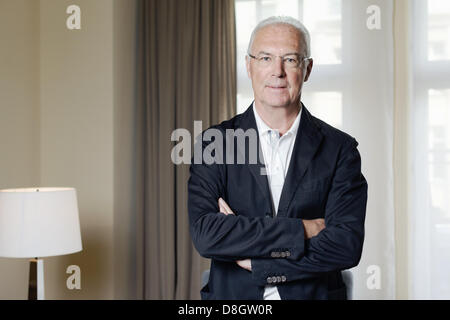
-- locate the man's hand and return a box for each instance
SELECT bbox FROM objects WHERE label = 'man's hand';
[236,259,252,271]
[217,198,325,269]
[218,197,234,215]
[302,218,326,239]
[218,198,252,272]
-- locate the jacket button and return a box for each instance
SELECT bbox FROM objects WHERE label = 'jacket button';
[265,212,272,218]
[267,277,273,284]
[280,251,286,258]
[276,276,281,283]
[286,251,291,257]
[281,276,287,282]
[270,252,277,258]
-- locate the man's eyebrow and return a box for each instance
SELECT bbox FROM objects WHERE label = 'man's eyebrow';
[257,51,273,55]
[257,51,301,56]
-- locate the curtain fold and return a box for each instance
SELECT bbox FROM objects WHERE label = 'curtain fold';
[136,0,236,299]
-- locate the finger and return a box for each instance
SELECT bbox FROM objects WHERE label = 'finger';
[218,198,232,215]
[218,198,225,210]
[219,198,234,214]
[218,198,232,214]
[236,259,251,271]
[318,218,326,228]
[218,198,227,211]
[221,204,232,215]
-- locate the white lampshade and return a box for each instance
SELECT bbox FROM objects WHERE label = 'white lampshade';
[0,187,82,258]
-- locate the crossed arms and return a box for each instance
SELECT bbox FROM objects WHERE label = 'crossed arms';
[218,197,325,271]
[188,137,368,284]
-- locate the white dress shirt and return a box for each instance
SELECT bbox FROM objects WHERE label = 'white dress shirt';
[253,103,302,300]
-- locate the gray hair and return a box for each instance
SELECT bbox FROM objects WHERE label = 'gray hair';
[247,16,311,58]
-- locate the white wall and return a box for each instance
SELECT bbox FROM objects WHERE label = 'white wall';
[0,0,137,299]
[0,0,40,299]
[112,0,139,300]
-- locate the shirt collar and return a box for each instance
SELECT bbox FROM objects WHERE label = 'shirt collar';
[252,102,302,138]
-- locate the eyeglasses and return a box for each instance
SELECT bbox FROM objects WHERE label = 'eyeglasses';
[248,53,310,69]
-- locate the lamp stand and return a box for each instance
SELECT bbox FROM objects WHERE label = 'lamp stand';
[28,258,45,300]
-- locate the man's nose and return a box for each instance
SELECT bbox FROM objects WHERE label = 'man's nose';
[271,56,286,77]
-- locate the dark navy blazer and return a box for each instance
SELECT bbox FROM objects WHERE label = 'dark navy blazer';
[188,104,368,300]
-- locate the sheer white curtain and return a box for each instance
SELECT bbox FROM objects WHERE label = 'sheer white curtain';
[235,0,396,299]
[411,0,450,299]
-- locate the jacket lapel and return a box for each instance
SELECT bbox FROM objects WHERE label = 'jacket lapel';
[235,104,273,213]
[235,103,323,217]
[276,105,324,217]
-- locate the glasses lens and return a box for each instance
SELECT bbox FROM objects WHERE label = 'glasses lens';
[283,55,300,68]
[251,54,304,68]
[258,54,272,67]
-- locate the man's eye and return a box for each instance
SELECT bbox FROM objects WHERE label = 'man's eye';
[285,58,298,64]
[260,56,272,62]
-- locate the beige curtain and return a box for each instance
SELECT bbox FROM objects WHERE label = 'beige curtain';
[136,0,236,299]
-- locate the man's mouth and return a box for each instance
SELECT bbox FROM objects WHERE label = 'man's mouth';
[266,85,287,90]
[266,84,287,88]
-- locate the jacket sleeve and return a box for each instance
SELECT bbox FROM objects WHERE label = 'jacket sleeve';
[251,138,368,285]
[188,132,306,262]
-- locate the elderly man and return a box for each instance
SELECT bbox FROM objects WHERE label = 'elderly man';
[188,16,367,300]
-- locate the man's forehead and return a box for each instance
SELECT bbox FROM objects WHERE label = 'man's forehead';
[251,24,303,53]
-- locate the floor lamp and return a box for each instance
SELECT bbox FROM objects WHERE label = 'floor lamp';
[0,187,82,300]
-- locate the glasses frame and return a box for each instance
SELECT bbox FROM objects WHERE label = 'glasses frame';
[247,52,311,69]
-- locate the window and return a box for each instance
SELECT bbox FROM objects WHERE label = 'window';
[428,0,450,61]
[235,0,344,130]
[412,0,450,299]
[234,0,397,299]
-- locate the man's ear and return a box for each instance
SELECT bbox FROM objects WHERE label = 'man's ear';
[245,55,252,78]
[303,58,313,82]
